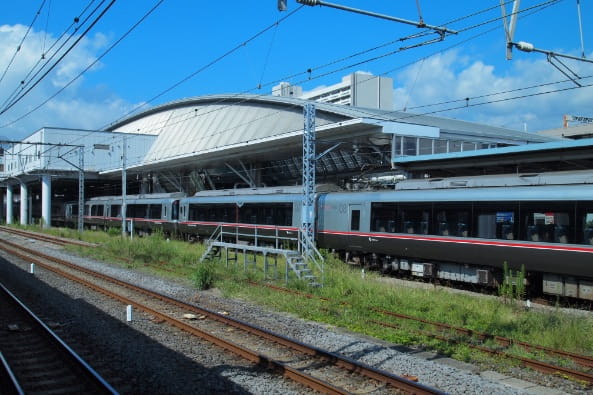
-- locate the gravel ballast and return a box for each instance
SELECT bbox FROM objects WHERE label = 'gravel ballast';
[0,234,587,394]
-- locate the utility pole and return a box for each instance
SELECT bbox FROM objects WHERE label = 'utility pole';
[78,146,84,232]
[121,135,127,236]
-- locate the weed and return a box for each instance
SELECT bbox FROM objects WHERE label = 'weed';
[194,261,217,290]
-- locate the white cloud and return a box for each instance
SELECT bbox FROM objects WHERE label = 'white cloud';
[0,24,131,140]
[393,49,593,132]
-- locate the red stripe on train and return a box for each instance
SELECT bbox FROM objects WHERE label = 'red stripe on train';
[318,230,593,254]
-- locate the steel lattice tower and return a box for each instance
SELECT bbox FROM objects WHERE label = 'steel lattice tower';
[302,103,316,249]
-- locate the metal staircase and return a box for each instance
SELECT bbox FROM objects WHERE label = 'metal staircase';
[199,224,324,287]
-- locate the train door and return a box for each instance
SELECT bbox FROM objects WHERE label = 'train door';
[349,204,363,248]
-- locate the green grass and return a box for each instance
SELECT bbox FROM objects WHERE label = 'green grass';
[11,224,593,364]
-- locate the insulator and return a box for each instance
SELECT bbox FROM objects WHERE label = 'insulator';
[516,41,534,52]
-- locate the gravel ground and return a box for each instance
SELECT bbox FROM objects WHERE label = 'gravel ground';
[0,234,589,394]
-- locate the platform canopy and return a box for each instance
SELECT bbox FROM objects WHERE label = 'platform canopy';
[100,94,554,192]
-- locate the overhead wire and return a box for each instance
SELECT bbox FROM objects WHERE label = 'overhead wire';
[0,0,48,87]
[0,0,116,117]
[111,4,306,124]
[104,0,564,135]
[25,0,167,161]
[1,0,103,112]
[12,1,583,173]
[107,0,558,139]
[0,0,164,131]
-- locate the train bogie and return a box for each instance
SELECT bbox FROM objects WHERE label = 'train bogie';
[543,274,593,301]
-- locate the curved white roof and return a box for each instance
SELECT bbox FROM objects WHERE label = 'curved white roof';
[104,94,554,171]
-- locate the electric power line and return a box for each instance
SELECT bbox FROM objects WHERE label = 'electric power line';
[0,0,103,111]
[0,0,48,87]
[0,0,164,130]
[5,0,583,174]
[0,0,117,117]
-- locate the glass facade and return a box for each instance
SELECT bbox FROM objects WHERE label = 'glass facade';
[393,135,498,157]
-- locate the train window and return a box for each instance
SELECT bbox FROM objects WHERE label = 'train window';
[350,209,360,231]
[474,203,518,240]
[207,207,216,221]
[277,204,293,226]
[127,204,148,218]
[111,204,121,217]
[171,201,179,221]
[398,203,430,234]
[434,205,469,237]
[237,203,292,226]
[148,204,161,219]
[188,204,203,221]
[90,204,104,216]
[371,202,396,232]
[583,213,593,245]
[524,208,571,243]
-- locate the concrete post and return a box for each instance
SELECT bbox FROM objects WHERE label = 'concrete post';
[20,182,28,225]
[6,185,13,225]
[41,175,51,228]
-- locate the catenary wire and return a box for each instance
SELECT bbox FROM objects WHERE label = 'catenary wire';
[0,0,104,112]
[7,1,578,171]
[0,0,48,87]
[0,0,116,117]
[0,0,164,130]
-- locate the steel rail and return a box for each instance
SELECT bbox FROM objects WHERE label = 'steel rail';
[250,281,593,375]
[0,241,348,395]
[373,307,593,369]
[0,280,117,394]
[0,237,443,394]
[0,226,97,247]
[374,320,593,385]
[0,352,24,395]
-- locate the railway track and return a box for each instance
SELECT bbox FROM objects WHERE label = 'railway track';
[0,225,97,247]
[250,281,593,387]
[0,280,117,394]
[0,234,444,394]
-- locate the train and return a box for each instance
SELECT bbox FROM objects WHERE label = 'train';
[56,170,593,302]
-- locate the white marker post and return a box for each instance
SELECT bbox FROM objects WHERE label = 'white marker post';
[30,263,35,274]
[126,305,133,322]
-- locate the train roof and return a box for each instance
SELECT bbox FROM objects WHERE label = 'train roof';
[191,184,340,197]
[322,183,593,203]
[183,193,302,204]
[87,192,185,203]
[395,169,593,190]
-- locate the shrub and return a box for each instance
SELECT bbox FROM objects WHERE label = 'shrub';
[194,261,216,290]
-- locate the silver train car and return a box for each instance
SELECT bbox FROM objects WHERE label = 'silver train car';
[317,183,593,301]
[59,172,593,301]
[62,193,183,235]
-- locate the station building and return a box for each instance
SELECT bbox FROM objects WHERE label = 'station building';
[0,73,563,227]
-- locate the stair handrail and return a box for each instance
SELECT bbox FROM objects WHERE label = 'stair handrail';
[207,223,223,243]
[199,223,223,263]
[298,229,324,283]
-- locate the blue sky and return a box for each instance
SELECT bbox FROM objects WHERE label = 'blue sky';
[0,0,592,140]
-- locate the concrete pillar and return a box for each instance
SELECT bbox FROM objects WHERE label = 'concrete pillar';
[41,175,51,228]
[6,185,12,225]
[20,182,28,225]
